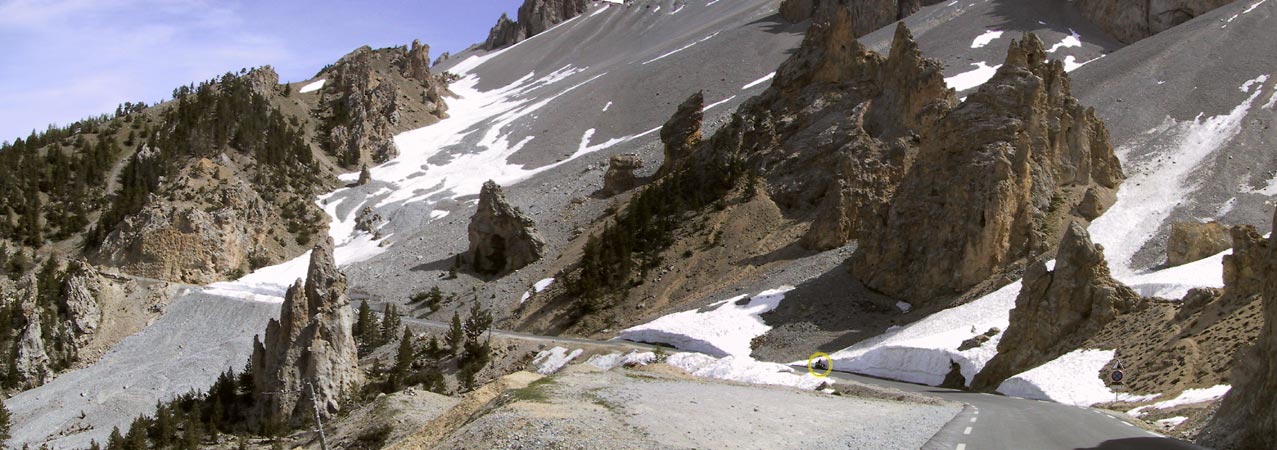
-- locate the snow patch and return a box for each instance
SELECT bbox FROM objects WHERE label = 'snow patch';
[533,347,583,374]
[641,32,720,65]
[945,62,1000,92]
[666,353,825,390]
[298,79,326,94]
[828,279,1022,386]
[617,286,794,357]
[1090,75,1270,276]
[1128,385,1232,416]
[1047,29,1081,53]
[970,30,1003,48]
[896,301,912,313]
[520,278,555,304]
[996,349,1158,407]
[742,72,775,90]
[1064,54,1104,72]
[1156,416,1189,429]
[586,351,657,370]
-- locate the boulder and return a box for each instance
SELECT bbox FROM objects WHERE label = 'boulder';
[354,206,384,239]
[602,154,644,196]
[251,237,363,423]
[852,33,1124,305]
[466,181,545,275]
[1074,186,1111,220]
[1199,209,1277,450]
[1167,221,1231,267]
[971,222,1142,389]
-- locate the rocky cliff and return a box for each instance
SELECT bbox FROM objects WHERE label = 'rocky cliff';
[317,44,448,167]
[971,222,1141,389]
[251,237,363,423]
[94,157,309,284]
[0,258,107,390]
[1076,0,1236,44]
[780,0,945,29]
[1198,210,1277,450]
[482,0,591,50]
[466,181,545,276]
[656,91,704,178]
[1168,221,1232,267]
[852,33,1124,305]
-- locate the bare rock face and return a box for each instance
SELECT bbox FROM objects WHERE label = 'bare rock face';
[482,0,590,50]
[244,66,280,97]
[1167,221,1231,267]
[466,181,545,275]
[354,206,384,240]
[320,47,402,166]
[602,154,644,196]
[781,0,945,29]
[971,222,1142,389]
[1076,0,1235,44]
[60,260,104,340]
[657,91,704,177]
[404,40,449,118]
[95,158,290,284]
[13,274,50,386]
[251,237,363,423]
[852,33,1124,305]
[1199,209,1277,450]
[1222,224,1267,297]
[1074,186,1111,220]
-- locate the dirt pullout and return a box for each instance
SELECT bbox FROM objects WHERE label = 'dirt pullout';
[391,363,959,449]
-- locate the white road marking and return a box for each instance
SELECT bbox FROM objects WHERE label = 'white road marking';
[970,417,978,423]
[964,427,973,435]
[956,444,967,450]
[1124,422,1135,427]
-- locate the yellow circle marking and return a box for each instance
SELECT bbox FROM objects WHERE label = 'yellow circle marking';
[807,352,833,378]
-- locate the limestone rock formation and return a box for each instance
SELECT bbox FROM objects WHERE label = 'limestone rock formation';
[244,66,280,97]
[1076,0,1235,44]
[482,0,590,50]
[657,91,704,177]
[1199,210,1277,450]
[318,43,448,167]
[1222,224,1267,296]
[971,222,1141,389]
[602,154,644,196]
[94,158,295,284]
[13,274,50,386]
[354,206,384,239]
[60,261,103,340]
[1074,186,1111,220]
[251,237,363,423]
[357,164,372,186]
[852,33,1124,305]
[1167,221,1231,267]
[466,181,545,275]
[781,0,945,31]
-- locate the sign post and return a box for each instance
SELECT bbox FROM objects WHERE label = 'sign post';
[1109,359,1126,404]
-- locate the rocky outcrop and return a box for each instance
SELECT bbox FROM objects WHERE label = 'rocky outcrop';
[251,238,363,423]
[320,47,403,166]
[60,261,103,341]
[657,91,704,177]
[466,181,545,275]
[1076,0,1236,44]
[318,43,448,167]
[852,33,1124,305]
[1222,224,1267,296]
[971,222,1142,389]
[354,206,384,239]
[95,157,297,284]
[244,66,280,97]
[482,0,591,50]
[357,164,372,186]
[1167,221,1231,267]
[1074,186,1112,220]
[781,0,945,30]
[13,274,50,386]
[1199,210,1277,450]
[602,154,644,196]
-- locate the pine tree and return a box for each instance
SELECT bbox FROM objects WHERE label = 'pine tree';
[355,300,371,344]
[380,304,401,346]
[0,396,11,444]
[107,427,125,450]
[392,328,414,390]
[447,311,464,357]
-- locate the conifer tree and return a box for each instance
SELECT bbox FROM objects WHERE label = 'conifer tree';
[392,328,414,390]
[447,311,464,357]
[0,396,11,444]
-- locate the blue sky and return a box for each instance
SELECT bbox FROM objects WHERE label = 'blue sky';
[0,0,522,143]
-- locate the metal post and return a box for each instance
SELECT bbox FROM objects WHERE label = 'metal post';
[307,381,330,450]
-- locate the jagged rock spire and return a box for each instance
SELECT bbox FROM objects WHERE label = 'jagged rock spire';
[251,237,363,424]
[657,91,704,177]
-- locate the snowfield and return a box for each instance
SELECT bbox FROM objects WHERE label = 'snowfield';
[996,349,1158,407]
[945,61,1000,92]
[533,346,584,374]
[1128,385,1232,416]
[617,286,794,357]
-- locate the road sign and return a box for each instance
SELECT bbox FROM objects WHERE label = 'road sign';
[1110,369,1125,384]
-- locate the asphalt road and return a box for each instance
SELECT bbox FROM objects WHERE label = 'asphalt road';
[820,370,1206,450]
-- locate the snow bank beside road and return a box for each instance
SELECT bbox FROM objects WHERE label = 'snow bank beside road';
[617,286,794,357]
[996,349,1157,407]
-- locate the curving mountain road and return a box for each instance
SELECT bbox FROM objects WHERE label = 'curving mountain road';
[819,370,1205,450]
